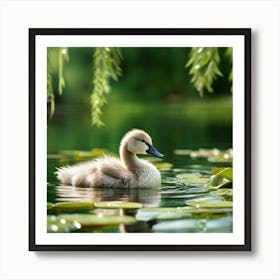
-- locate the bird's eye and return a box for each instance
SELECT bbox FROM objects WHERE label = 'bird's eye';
[134,138,146,144]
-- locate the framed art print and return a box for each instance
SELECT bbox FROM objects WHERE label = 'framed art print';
[29,28,251,251]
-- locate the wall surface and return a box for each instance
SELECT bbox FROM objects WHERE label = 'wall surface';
[1,0,279,279]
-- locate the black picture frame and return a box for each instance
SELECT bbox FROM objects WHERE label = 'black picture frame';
[29,28,251,251]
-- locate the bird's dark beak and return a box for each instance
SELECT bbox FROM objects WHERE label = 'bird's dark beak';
[146,144,164,158]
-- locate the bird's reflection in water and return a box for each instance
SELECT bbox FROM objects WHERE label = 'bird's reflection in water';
[55,185,161,233]
[56,185,161,207]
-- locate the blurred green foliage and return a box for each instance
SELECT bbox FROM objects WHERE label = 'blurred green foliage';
[90,47,122,127]
[47,47,232,126]
[186,47,225,97]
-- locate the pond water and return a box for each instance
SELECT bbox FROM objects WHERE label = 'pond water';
[47,99,233,233]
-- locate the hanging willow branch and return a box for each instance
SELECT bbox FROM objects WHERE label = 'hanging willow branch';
[225,47,233,92]
[58,47,69,95]
[47,47,69,118]
[186,47,223,97]
[47,48,55,117]
[90,47,122,127]
[47,72,55,117]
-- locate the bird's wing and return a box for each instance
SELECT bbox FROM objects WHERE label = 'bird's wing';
[99,156,129,181]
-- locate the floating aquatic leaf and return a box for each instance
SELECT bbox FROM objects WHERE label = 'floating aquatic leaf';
[136,206,194,221]
[169,193,206,199]
[211,167,233,181]
[152,216,233,233]
[207,174,224,187]
[54,148,115,165]
[53,201,94,210]
[191,208,232,219]
[209,188,233,197]
[211,167,227,175]
[206,167,233,189]
[47,215,78,233]
[208,157,232,163]
[47,202,54,210]
[59,149,78,156]
[187,199,233,208]
[208,150,233,163]
[47,154,62,159]
[152,162,173,171]
[185,195,224,204]
[189,148,233,163]
[59,148,110,161]
[205,216,233,232]
[136,205,231,222]
[152,219,207,233]
[190,148,221,158]
[94,201,142,209]
[176,173,209,186]
[174,149,193,156]
[206,175,231,189]
[90,148,108,157]
[73,151,93,161]
[58,214,136,226]
[161,176,180,185]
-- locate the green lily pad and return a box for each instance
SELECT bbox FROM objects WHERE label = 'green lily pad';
[209,188,233,197]
[47,202,54,210]
[58,148,110,162]
[206,167,233,189]
[53,201,94,210]
[190,148,221,158]
[211,167,233,181]
[136,206,231,222]
[188,148,233,163]
[47,215,78,233]
[152,162,173,171]
[187,199,233,208]
[185,195,224,203]
[136,207,194,221]
[206,175,232,189]
[152,216,232,233]
[58,214,136,227]
[174,149,193,156]
[152,219,207,233]
[176,173,209,186]
[207,174,224,186]
[208,150,233,163]
[191,207,232,216]
[90,148,108,157]
[94,201,142,209]
[208,157,232,163]
[211,167,227,175]
[73,151,93,161]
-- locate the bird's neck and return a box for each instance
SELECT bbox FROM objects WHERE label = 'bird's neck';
[120,143,143,172]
